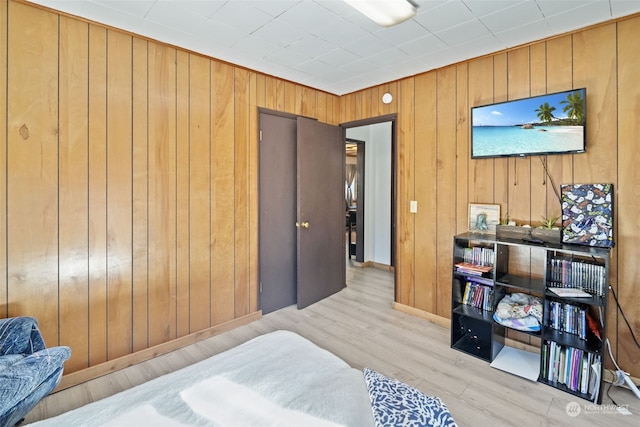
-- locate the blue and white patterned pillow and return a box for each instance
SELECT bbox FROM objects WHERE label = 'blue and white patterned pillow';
[364,368,457,427]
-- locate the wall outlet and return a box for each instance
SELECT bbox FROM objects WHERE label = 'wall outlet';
[410,200,418,213]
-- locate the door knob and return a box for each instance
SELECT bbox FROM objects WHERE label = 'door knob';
[296,221,310,229]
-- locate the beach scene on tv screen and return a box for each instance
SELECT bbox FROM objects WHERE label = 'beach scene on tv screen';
[472,89,585,157]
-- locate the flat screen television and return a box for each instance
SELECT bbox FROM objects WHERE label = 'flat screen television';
[471,88,586,159]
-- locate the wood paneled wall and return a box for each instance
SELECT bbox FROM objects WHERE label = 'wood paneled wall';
[2,0,638,379]
[0,0,339,374]
[341,15,640,376]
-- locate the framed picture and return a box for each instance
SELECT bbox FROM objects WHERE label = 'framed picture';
[469,204,500,233]
[561,183,614,247]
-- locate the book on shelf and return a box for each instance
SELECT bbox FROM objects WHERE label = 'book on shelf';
[462,246,494,267]
[455,262,493,274]
[546,300,598,340]
[548,257,606,296]
[462,281,493,311]
[541,341,600,397]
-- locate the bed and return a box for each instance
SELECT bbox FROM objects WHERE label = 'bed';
[27,330,456,427]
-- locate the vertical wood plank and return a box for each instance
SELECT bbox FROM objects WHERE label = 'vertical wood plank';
[316,91,328,123]
[189,54,212,332]
[529,42,548,226]
[493,53,509,216]
[507,47,532,225]
[468,57,495,204]
[284,81,297,115]
[0,0,6,316]
[88,24,108,365]
[249,72,259,314]
[544,35,573,220]
[264,75,276,110]
[131,37,149,352]
[276,79,286,112]
[7,0,59,344]
[106,29,133,360]
[331,94,341,125]
[58,15,90,371]
[234,68,250,317]
[573,24,617,185]
[414,72,437,313]
[435,67,456,317]
[211,61,235,325]
[175,50,190,337]
[616,15,640,371]
[455,63,469,235]
[301,86,316,118]
[147,42,177,346]
[396,77,415,307]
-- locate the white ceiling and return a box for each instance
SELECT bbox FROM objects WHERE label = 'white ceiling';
[26,0,640,95]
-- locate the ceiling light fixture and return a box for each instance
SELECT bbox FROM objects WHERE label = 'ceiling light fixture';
[344,0,417,27]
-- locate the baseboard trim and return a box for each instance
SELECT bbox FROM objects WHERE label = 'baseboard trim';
[352,260,394,272]
[392,302,450,329]
[56,311,262,391]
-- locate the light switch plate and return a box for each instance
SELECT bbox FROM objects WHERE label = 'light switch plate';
[410,200,418,213]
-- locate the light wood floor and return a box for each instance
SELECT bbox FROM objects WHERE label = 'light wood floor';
[26,263,639,426]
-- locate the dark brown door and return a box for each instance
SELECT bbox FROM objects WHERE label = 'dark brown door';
[258,113,297,314]
[296,117,345,309]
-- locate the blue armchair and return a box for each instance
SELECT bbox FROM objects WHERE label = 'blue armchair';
[0,317,71,427]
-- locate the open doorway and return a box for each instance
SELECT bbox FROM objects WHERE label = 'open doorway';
[342,115,396,273]
[345,139,364,262]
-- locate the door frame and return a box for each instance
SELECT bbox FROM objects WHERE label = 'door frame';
[340,114,397,296]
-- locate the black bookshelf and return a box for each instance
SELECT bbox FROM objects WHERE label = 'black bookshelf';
[450,233,609,403]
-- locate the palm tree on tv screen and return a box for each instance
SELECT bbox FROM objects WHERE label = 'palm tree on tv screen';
[535,102,556,123]
[560,91,585,125]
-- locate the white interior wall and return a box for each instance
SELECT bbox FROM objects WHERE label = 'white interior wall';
[346,122,391,265]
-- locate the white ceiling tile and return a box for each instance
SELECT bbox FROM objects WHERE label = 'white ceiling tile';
[232,35,282,59]
[135,19,189,46]
[374,19,432,46]
[435,19,494,47]
[544,1,613,33]
[536,0,601,18]
[413,0,451,13]
[251,19,308,47]
[80,1,144,32]
[340,56,381,74]
[462,0,529,17]
[242,0,300,17]
[412,0,476,33]
[314,16,371,45]
[92,0,156,19]
[294,58,339,75]
[25,0,640,95]
[494,20,551,47]
[264,48,310,68]
[479,1,545,34]
[611,0,640,17]
[211,1,275,34]
[193,19,248,48]
[144,1,209,31]
[317,47,362,66]
[366,47,411,67]
[318,67,357,83]
[287,35,335,57]
[342,34,393,57]
[279,1,343,33]
[398,33,448,56]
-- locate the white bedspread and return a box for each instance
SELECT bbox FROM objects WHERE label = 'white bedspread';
[28,331,375,427]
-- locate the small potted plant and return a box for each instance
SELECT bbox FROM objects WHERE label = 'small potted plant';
[531,214,561,244]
